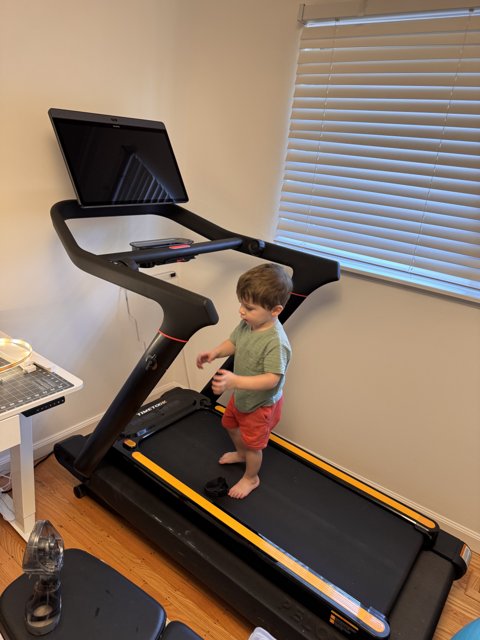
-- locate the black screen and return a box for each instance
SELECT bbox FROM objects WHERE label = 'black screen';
[49,109,188,207]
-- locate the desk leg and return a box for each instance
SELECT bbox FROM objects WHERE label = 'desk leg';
[8,415,36,540]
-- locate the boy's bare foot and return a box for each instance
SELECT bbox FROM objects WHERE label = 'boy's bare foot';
[228,476,260,499]
[219,451,245,464]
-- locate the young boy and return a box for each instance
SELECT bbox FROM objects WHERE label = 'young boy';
[196,263,292,499]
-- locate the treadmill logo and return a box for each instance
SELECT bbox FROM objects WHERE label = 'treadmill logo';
[136,400,167,416]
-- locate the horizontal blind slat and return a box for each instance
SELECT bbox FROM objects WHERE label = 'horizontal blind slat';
[301,14,480,41]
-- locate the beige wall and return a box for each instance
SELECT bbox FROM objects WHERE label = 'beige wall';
[1,0,183,425]
[1,0,479,551]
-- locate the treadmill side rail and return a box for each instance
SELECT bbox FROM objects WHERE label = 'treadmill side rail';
[269,433,439,538]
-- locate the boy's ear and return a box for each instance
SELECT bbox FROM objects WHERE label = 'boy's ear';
[271,305,283,318]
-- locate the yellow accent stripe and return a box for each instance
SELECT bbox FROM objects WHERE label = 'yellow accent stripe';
[269,433,436,531]
[132,450,387,636]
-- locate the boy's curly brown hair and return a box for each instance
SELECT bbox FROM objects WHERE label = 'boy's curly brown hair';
[236,263,292,310]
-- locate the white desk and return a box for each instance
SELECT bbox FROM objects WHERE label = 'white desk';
[0,334,82,540]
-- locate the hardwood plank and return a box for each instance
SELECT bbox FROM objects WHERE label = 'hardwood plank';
[0,455,479,639]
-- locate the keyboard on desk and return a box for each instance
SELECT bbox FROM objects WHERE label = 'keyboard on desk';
[0,359,73,415]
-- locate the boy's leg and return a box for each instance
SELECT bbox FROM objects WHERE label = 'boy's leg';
[219,427,247,464]
[220,397,249,464]
[220,400,284,498]
[219,425,262,498]
[228,448,262,499]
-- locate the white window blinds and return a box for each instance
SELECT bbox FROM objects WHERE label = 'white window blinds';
[275,8,480,301]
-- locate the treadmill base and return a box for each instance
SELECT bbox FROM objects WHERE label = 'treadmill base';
[55,435,457,640]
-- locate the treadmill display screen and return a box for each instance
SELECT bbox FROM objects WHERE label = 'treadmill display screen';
[49,108,188,207]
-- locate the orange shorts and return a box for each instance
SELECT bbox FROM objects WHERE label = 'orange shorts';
[221,395,284,450]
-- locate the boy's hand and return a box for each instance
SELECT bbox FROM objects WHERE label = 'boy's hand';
[196,340,235,369]
[196,351,215,369]
[212,369,235,394]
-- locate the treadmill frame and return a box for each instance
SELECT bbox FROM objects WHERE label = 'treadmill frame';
[51,199,469,640]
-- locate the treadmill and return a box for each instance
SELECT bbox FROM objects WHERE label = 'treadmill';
[48,108,470,640]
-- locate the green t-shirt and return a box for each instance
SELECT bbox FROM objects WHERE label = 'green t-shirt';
[229,319,291,412]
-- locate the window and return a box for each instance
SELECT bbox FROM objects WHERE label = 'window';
[275,4,480,301]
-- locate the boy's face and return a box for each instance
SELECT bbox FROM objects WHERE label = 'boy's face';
[238,298,282,331]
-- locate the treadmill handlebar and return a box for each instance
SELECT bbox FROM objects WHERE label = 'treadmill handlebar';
[51,201,219,340]
[103,237,244,267]
[51,199,340,295]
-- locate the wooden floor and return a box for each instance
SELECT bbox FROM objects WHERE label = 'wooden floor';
[0,454,479,640]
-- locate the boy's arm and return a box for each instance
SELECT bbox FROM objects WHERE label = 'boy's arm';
[196,339,235,369]
[212,334,288,393]
[212,370,280,394]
